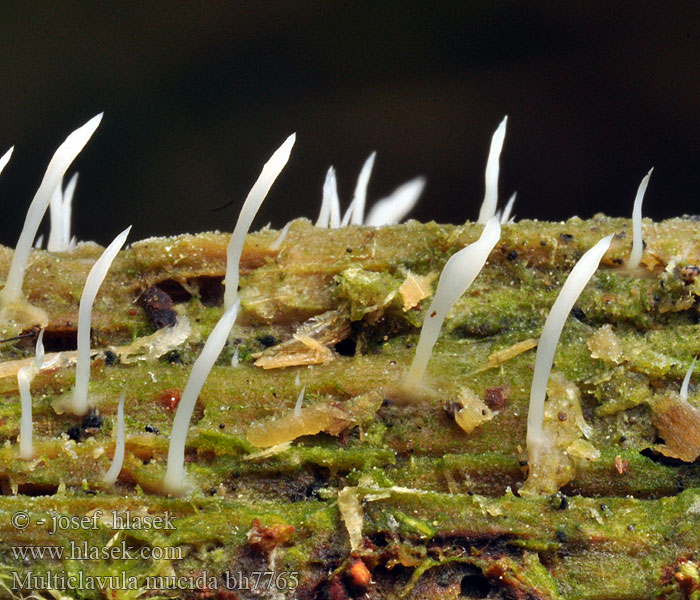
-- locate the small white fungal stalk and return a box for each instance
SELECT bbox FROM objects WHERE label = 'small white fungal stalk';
[681,357,696,402]
[270,220,292,250]
[316,167,340,228]
[0,114,103,330]
[293,385,306,418]
[350,152,377,225]
[231,344,240,367]
[223,134,296,310]
[69,226,131,415]
[164,300,240,495]
[18,329,52,459]
[365,177,426,227]
[103,391,126,485]
[404,217,501,389]
[0,146,13,175]
[477,116,508,224]
[627,168,654,269]
[525,234,613,481]
[47,172,79,252]
[317,157,425,228]
[498,192,517,224]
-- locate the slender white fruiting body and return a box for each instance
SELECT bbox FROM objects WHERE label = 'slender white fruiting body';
[681,357,696,402]
[294,385,306,418]
[223,134,296,310]
[628,168,654,269]
[340,199,355,227]
[500,192,516,224]
[0,146,14,176]
[18,329,47,459]
[231,344,240,367]
[404,217,501,388]
[103,391,126,485]
[47,182,63,251]
[70,226,131,415]
[316,167,338,228]
[61,172,79,250]
[365,176,426,227]
[164,300,240,494]
[526,235,613,454]
[328,168,341,228]
[350,152,377,225]
[271,220,292,250]
[0,114,103,305]
[477,116,507,224]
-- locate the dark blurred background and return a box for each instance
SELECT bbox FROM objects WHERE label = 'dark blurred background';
[1,2,699,246]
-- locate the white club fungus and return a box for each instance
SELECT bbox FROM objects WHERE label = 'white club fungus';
[223,134,296,310]
[316,167,340,228]
[681,357,696,402]
[61,172,79,250]
[70,226,131,415]
[477,116,507,224]
[0,146,14,176]
[18,329,47,459]
[350,152,377,225]
[340,198,355,227]
[627,167,654,269]
[270,220,292,250]
[103,391,126,485]
[364,176,426,227]
[404,217,501,389]
[328,168,341,228]
[294,385,306,418]
[231,344,240,367]
[526,235,612,462]
[48,172,79,252]
[163,300,240,495]
[0,114,103,306]
[47,182,63,251]
[500,192,516,224]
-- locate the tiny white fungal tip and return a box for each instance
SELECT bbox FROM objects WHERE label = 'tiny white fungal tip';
[47,182,64,252]
[164,300,240,495]
[271,220,292,250]
[18,328,46,460]
[231,344,240,367]
[628,167,654,270]
[327,167,341,228]
[477,116,508,225]
[526,234,613,455]
[681,357,696,402]
[61,172,79,251]
[103,391,126,485]
[294,372,301,387]
[34,328,45,368]
[224,134,296,310]
[294,385,306,418]
[0,146,14,175]
[350,152,377,225]
[404,217,501,389]
[316,167,338,228]
[1,114,103,305]
[340,198,356,227]
[500,192,517,224]
[70,226,131,416]
[365,176,427,227]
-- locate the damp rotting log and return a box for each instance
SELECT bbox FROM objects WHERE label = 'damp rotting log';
[2,218,700,598]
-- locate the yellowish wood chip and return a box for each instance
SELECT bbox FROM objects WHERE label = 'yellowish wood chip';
[587,324,623,364]
[399,271,437,311]
[480,338,538,372]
